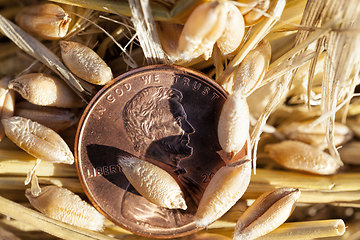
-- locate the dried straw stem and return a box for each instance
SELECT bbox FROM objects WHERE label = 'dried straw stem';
[0,176,82,193]
[206,220,345,240]
[50,0,200,23]
[252,169,360,191]
[245,183,360,204]
[0,159,76,177]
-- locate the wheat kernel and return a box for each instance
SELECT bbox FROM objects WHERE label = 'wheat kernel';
[1,116,74,164]
[218,94,249,154]
[196,159,251,227]
[233,40,271,96]
[15,101,76,132]
[60,41,113,85]
[233,188,300,240]
[0,77,15,142]
[265,140,341,175]
[25,186,104,231]
[178,1,227,61]
[216,2,245,56]
[277,120,352,150]
[118,154,187,210]
[8,73,84,108]
[15,3,70,40]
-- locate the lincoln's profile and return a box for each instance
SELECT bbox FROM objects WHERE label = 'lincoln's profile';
[122,86,195,172]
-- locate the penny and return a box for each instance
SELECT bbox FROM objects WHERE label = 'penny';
[75,65,246,238]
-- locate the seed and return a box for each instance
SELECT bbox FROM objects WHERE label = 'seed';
[0,77,15,142]
[157,22,183,60]
[347,117,360,138]
[15,3,71,40]
[117,154,187,210]
[216,2,245,56]
[8,73,84,108]
[233,188,300,240]
[277,120,352,149]
[237,0,270,26]
[339,141,360,165]
[1,116,74,164]
[25,186,105,231]
[195,159,251,227]
[178,1,227,61]
[60,41,113,85]
[218,94,249,154]
[233,40,271,96]
[15,101,76,132]
[265,140,341,175]
[218,41,271,154]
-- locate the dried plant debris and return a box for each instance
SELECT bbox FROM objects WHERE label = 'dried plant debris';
[233,188,300,240]
[25,185,105,231]
[1,116,74,164]
[237,0,270,26]
[15,101,76,132]
[265,140,341,175]
[117,153,187,210]
[9,73,84,108]
[129,0,167,64]
[60,41,113,85]
[15,3,70,40]
[195,159,251,227]
[297,0,360,166]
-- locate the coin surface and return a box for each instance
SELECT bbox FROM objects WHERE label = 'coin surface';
[75,65,245,238]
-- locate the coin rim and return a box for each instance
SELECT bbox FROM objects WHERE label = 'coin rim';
[75,64,228,238]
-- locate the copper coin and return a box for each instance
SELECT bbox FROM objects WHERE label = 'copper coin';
[75,65,244,238]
